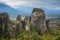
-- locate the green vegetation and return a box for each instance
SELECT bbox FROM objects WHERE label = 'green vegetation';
[0,20,60,40]
[0,26,60,40]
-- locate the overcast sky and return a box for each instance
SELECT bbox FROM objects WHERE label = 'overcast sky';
[0,0,60,10]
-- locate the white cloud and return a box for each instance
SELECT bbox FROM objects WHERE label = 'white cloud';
[45,6,60,10]
[0,0,60,10]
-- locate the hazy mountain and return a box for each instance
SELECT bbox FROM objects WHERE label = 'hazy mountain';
[0,3,60,20]
[42,8,60,20]
[0,3,20,18]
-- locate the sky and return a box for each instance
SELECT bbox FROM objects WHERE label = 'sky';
[0,0,60,17]
[0,0,60,10]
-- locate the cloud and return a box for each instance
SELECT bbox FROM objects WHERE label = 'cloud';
[0,0,60,10]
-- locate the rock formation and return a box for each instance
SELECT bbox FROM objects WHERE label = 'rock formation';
[24,16,30,35]
[7,19,15,38]
[31,8,47,35]
[2,13,10,38]
[16,15,22,35]
[0,13,9,38]
[0,13,4,37]
[0,12,15,38]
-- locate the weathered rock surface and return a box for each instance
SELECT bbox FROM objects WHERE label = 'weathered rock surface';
[24,16,30,35]
[7,22,15,38]
[0,13,9,38]
[4,13,15,38]
[16,15,22,35]
[31,8,47,35]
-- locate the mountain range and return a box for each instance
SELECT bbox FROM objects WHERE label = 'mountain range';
[0,3,60,20]
[0,3,20,18]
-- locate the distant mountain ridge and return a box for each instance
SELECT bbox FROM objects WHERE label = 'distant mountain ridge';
[0,3,20,18]
[0,3,60,20]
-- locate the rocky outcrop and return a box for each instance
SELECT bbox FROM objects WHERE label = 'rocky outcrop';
[7,20,15,38]
[0,13,9,38]
[16,15,22,35]
[24,16,30,35]
[1,13,15,38]
[31,8,47,35]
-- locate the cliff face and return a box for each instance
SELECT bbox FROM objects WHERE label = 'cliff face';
[0,13,9,37]
[24,16,30,35]
[16,15,22,35]
[0,13,15,37]
[0,12,8,28]
[31,8,47,35]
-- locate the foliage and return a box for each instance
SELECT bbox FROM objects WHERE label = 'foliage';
[1,20,60,40]
[1,26,60,40]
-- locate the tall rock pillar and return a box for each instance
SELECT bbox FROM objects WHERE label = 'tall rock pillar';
[31,8,47,35]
